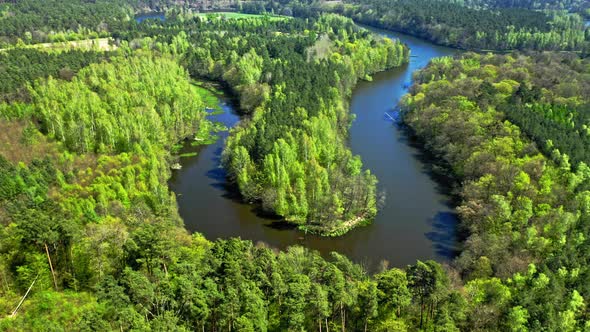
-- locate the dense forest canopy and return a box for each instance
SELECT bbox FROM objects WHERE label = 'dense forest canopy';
[401,51,590,330]
[30,54,210,154]
[0,1,403,235]
[0,0,133,45]
[208,15,408,233]
[0,12,432,331]
[0,48,113,102]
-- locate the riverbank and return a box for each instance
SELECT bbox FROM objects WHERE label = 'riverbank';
[299,214,372,237]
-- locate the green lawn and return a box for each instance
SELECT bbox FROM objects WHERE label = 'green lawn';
[195,12,288,21]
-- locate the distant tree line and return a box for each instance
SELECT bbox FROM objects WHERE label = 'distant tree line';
[252,0,590,52]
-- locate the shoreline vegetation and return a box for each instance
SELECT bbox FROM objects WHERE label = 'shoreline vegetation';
[169,81,227,164]
[180,61,378,237]
[398,51,590,329]
[332,3,589,53]
[299,214,371,237]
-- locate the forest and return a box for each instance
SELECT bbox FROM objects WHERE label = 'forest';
[0,10,432,331]
[0,48,113,102]
[400,52,590,330]
[210,15,408,234]
[1,0,590,330]
[0,0,133,46]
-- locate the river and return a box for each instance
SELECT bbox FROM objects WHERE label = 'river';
[135,12,165,23]
[168,25,460,268]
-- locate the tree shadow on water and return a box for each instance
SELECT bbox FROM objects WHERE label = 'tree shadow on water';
[206,146,283,222]
[264,221,298,231]
[425,211,460,260]
[206,146,228,191]
[395,123,461,207]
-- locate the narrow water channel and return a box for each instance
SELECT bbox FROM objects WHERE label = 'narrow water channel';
[135,12,165,23]
[168,26,461,268]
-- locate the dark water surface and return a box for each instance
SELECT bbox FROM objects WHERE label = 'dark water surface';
[169,27,461,268]
[135,12,165,23]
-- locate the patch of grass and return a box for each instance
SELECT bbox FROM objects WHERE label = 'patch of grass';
[192,84,220,111]
[211,122,228,132]
[171,143,183,154]
[307,34,333,61]
[191,135,218,146]
[195,12,288,21]
[0,38,116,53]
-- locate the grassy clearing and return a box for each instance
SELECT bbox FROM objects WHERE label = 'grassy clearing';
[307,34,333,61]
[0,120,60,164]
[195,12,288,21]
[0,38,116,53]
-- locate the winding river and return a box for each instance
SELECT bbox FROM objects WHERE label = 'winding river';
[168,25,461,268]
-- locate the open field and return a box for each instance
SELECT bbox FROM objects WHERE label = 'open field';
[0,38,115,52]
[195,12,288,21]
